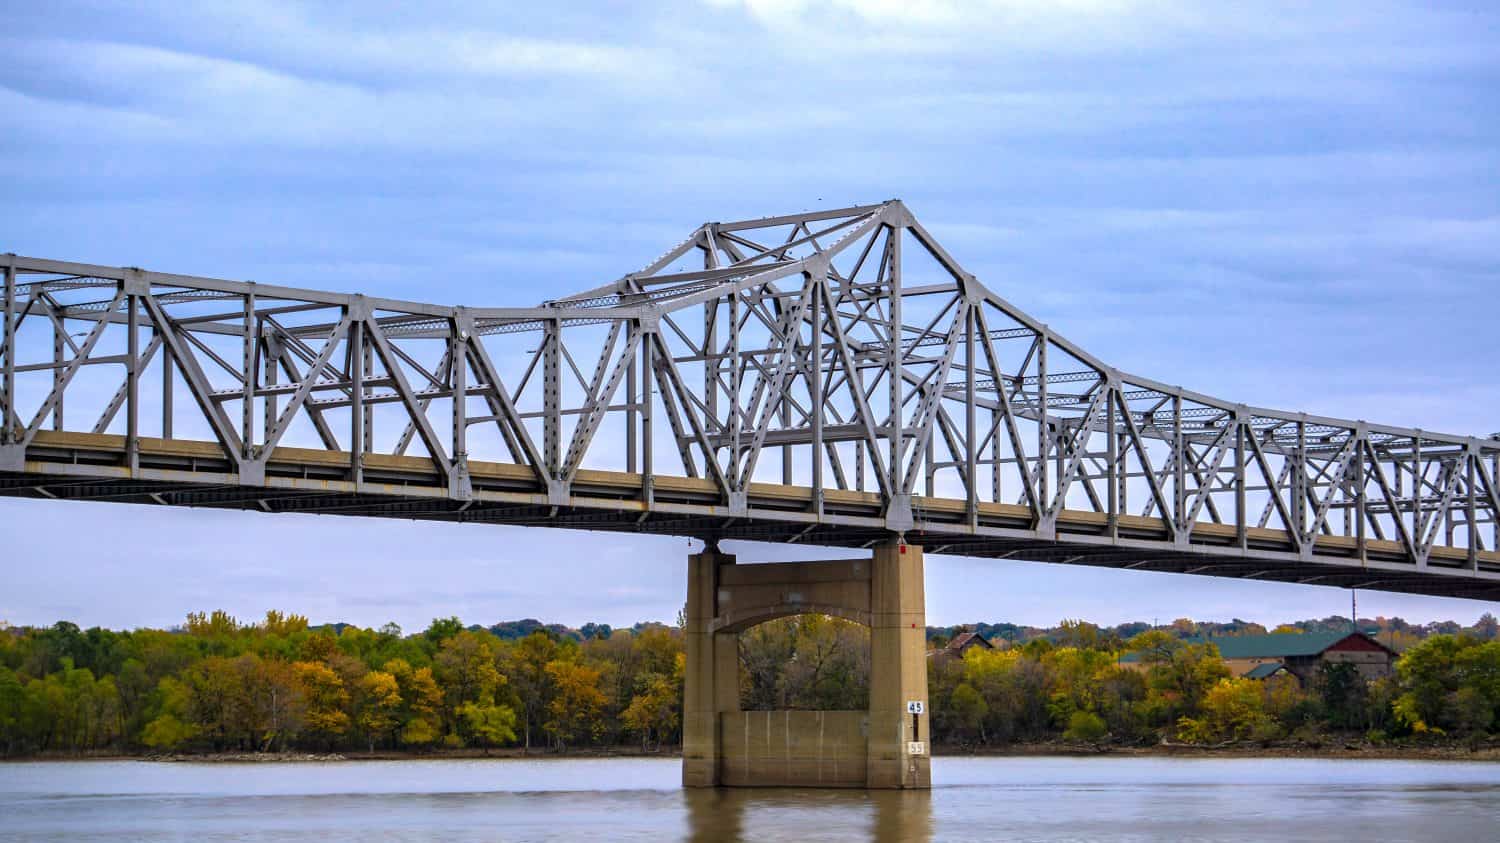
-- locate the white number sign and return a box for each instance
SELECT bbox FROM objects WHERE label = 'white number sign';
[906,700,924,714]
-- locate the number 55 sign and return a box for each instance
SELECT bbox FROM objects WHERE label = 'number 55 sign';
[906,700,924,714]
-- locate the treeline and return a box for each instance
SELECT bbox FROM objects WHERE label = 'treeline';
[928,626,1500,748]
[928,612,1500,654]
[0,611,683,757]
[2,610,1499,757]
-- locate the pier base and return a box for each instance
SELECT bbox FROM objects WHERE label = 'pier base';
[681,540,929,789]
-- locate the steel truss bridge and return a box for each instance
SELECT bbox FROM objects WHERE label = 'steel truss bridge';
[3,201,1499,600]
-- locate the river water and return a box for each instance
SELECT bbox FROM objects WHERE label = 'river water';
[1,756,1496,841]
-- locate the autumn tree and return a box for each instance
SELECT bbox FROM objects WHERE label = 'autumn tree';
[544,660,606,748]
[433,631,504,738]
[1177,677,1276,743]
[506,632,563,750]
[383,659,444,749]
[356,671,402,751]
[621,655,682,750]
[294,661,349,748]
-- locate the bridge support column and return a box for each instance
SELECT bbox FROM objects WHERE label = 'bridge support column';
[867,540,931,789]
[682,544,738,787]
[681,538,929,789]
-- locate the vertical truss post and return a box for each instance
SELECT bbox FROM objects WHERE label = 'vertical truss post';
[1,256,13,445]
[262,334,279,447]
[125,288,139,473]
[1172,395,1185,540]
[1037,333,1049,514]
[241,289,256,462]
[1354,433,1367,562]
[729,291,741,484]
[1293,419,1308,553]
[361,332,374,455]
[641,323,654,503]
[543,317,561,481]
[161,328,174,439]
[349,309,364,485]
[887,227,903,496]
[50,307,63,431]
[925,439,935,497]
[1468,448,1478,570]
[626,322,638,474]
[1106,381,1118,537]
[781,348,792,488]
[965,304,977,527]
[1412,434,1423,565]
[990,418,1002,505]
[1493,450,1499,554]
[451,309,470,499]
[810,269,824,513]
[1235,413,1247,549]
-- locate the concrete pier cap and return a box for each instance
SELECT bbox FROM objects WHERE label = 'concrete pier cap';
[682,537,930,789]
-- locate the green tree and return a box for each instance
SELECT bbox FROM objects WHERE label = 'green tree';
[0,667,25,755]
[140,677,199,750]
[423,617,465,646]
[459,702,518,752]
[1063,710,1107,742]
[1394,635,1500,735]
[947,682,988,743]
[1317,662,1368,730]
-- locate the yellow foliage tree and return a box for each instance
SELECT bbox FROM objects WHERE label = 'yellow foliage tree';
[1177,677,1275,743]
[293,661,349,746]
[544,660,606,748]
[356,671,402,751]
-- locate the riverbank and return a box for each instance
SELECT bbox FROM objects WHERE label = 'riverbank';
[8,740,1500,763]
[2,746,683,763]
[937,739,1500,762]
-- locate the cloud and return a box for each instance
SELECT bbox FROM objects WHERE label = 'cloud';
[3,1,1499,629]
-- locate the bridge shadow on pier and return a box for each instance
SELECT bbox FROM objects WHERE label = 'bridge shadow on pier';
[684,787,931,842]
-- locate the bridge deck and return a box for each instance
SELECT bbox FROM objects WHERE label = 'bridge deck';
[5,430,1497,601]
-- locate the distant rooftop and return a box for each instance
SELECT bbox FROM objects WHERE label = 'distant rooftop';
[1122,630,1392,662]
[1244,662,1289,679]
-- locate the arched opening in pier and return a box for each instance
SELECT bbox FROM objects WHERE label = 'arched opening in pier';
[737,613,871,712]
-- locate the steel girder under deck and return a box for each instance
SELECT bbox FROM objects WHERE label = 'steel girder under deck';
[3,200,1499,601]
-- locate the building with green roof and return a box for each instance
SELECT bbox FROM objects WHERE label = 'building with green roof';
[1121,631,1395,684]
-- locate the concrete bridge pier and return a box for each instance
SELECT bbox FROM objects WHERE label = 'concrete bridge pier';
[682,544,742,788]
[681,540,930,789]
[866,540,932,790]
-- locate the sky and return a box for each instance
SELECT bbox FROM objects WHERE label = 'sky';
[3,1,1499,633]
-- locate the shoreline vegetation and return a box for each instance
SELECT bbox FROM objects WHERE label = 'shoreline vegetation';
[3,610,1499,762]
[9,740,1500,764]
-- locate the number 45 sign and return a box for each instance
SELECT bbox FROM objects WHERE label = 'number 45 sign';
[906,700,925,714]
